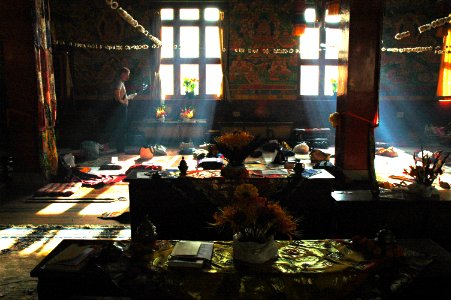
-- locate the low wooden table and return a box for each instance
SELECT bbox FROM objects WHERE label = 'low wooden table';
[30,238,451,299]
[133,119,208,145]
[332,190,451,241]
[125,168,335,240]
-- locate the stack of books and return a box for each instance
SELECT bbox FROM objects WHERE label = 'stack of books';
[42,244,97,272]
[168,241,214,269]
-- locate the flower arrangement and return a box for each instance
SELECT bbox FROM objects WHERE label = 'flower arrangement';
[403,149,449,187]
[180,106,194,119]
[329,112,340,128]
[212,184,297,243]
[182,78,198,95]
[155,104,167,119]
[215,130,260,165]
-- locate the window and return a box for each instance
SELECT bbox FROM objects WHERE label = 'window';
[299,8,340,98]
[160,7,223,100]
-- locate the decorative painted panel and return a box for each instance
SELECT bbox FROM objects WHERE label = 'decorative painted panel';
[50,0,152,99]
[380,0,444,99]
[228,0,298,100]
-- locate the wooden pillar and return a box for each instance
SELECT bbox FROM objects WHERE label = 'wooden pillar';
[335,0,383,181]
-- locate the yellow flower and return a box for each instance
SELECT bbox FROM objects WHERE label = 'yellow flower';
[155,105,167,118]
[180,107,194,119]
[329,112,340,128]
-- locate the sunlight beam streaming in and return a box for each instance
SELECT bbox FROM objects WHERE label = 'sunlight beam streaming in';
[19,236,53,256]
[0,228,34,252]
[78,203,113,216]
[114,229,132,240]
[36,203,76,215]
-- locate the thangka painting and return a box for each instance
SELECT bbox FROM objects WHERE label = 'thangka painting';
[228,0,299,100]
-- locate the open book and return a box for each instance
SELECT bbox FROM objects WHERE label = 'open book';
[168,241,214,269]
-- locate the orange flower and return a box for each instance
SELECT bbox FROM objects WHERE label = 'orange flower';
[155,104,167,119]
[329,112,340,128]
[214,131,259,164]
[211,184,297,242]
[180,106,194,119]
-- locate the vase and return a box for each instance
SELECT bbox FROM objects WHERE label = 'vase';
[404,183,438,200]
[232,234,278,264]
[221,162,248,179]
[157,116,165,122]
[185,91,194,99]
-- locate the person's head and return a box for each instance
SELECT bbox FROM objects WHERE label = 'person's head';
[119,67,130,81]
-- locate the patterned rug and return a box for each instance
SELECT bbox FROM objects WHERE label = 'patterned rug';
[27,182,129,203]
[0,224,131,255]
[0,224,131,300]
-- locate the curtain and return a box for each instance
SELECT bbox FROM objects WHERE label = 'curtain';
[34,0,58,179]
[150,9,162,102]
[437,28,451,98]
[219,10,231,101]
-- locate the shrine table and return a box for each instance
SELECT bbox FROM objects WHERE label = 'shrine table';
[30,239,450,300]
[125,167,335,240]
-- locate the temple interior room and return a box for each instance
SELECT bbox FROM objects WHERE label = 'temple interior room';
[1,0,451,299]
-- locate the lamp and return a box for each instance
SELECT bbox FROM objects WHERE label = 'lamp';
[293,0,306,36]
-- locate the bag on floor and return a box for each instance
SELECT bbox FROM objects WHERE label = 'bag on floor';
[80,140,100,160]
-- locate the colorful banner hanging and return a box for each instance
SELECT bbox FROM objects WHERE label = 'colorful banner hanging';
[33,0,58,179]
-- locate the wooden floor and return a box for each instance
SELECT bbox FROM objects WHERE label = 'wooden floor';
[0,182,128,226]
[0,146,450,300]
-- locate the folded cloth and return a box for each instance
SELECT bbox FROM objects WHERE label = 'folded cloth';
[376,146,398,157]
[34,182,83,197]
[71,167,114,187]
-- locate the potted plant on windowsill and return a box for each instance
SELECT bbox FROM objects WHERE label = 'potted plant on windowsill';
[183,78,198,99]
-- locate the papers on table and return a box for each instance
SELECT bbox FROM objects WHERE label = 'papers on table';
[168,241,214,269]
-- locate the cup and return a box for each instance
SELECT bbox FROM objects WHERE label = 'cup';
[111,156,119,164]
[262,151,276,165]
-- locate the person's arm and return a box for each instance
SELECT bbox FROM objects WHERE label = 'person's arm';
[114,89,128,105]
[127,93,137,101]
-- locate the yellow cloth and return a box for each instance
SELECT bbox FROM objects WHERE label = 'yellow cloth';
[146,240,371,299]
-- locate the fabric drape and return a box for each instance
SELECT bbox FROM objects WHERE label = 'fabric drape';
[219,10,230,101]
[437,28,451,98]
[150,10,162,102]
[34,0,58,179]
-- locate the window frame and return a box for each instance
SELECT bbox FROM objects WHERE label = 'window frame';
[157,2,225,100]
[299,15,340,100]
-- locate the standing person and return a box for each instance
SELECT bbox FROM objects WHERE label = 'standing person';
[113,67,136,153]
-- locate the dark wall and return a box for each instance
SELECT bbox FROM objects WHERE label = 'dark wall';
[376,0,451,144]
[380,0,444,100]
[0,0,40,172]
